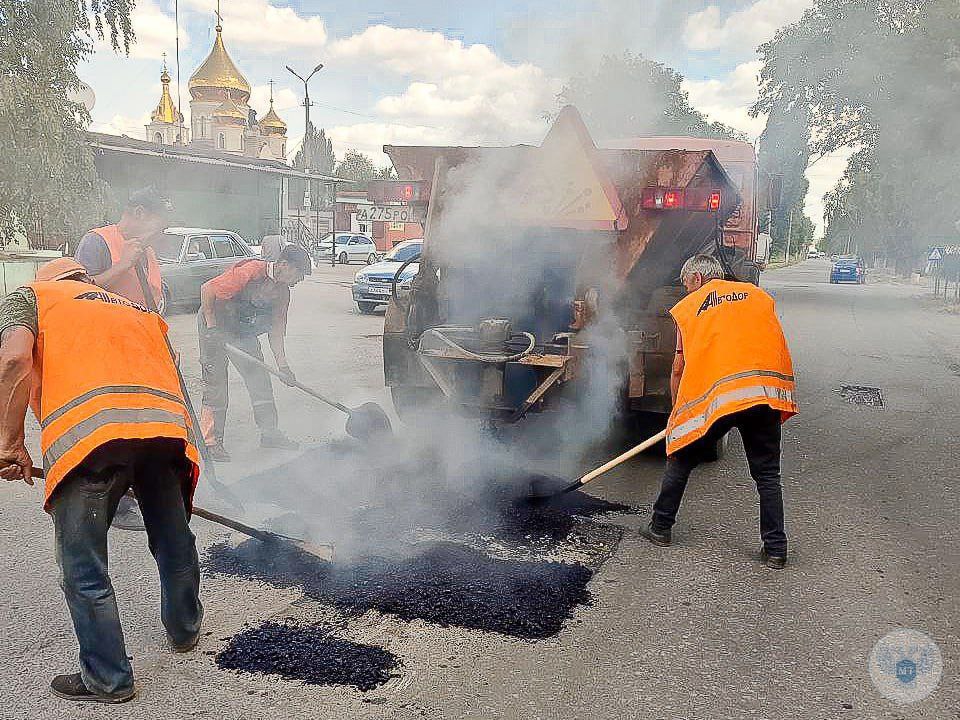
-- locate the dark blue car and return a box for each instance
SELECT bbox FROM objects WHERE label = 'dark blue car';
[830,256,865,284]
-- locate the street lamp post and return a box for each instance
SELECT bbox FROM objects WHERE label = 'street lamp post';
[286,63,334,265]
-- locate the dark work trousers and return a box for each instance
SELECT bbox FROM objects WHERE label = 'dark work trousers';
[197,314,278,446]
[651,404,787,555]
[48,438,203,697]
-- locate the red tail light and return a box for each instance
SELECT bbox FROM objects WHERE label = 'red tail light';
[641,187,722,212]
[708,191,721,211]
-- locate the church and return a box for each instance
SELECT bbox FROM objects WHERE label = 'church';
[144,18,288,162]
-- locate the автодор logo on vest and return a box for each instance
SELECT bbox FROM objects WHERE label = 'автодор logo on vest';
[697,290,750,316]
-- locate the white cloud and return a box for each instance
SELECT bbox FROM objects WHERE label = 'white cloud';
[683,60,766,138]
[182,0,326,50]
[329,26,559,146]
[94,0,182,59]
[249,84,298,118]
[327,122,464,165]
[684,0,813,53]
[91,112,152,139]
[805,148,854,235]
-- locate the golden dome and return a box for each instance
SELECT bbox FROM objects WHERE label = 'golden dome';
[258,101,286,133]
[212,98,248,122]
[151,67,183,124]
[188,25,250,101]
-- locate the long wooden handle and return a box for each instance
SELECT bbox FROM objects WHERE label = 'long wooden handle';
[223,343,350,413]
[577,429,667,485]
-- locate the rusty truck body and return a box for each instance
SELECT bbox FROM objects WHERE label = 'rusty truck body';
[381,106,762,429]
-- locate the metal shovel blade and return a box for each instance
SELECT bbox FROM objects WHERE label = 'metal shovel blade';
[345,402,394,442]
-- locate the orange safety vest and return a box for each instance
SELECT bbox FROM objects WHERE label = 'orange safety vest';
[28,280,199,509]
[666,278,798,455]
[89,224,164,308]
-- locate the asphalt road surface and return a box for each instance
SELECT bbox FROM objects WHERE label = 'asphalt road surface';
[1,260,956,718]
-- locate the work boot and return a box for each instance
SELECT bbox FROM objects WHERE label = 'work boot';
[168,631,201,653]
[639,522,672,547]
[760,548,787,570]
[260,430,299,450]
[50,673,135,704]
[205,443,231,463]
[111,495,146,532]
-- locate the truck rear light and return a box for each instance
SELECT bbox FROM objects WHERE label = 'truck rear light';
[641,187,685,210]
[708,191,721,211]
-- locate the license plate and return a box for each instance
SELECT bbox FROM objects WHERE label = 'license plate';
[369,286,392,295]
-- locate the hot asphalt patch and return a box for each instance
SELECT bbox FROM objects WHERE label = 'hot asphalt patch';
[205,539,594,639]
[216,621,399,691]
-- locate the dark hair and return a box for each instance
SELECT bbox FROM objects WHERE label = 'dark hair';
[126,186,174,215]
[278,243,312,275]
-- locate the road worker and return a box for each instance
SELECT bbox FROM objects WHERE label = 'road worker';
[198,243,312,461]
[74,186,172,308]
[0,258,203,703]
[74,187,176,529]
[639,254,798,569]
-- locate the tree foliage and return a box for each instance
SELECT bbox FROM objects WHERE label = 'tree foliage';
[559,52,746,140]
[753,0,960,270]
[0,0,134,247]
[335,149,376,182]
[293,124,335,175]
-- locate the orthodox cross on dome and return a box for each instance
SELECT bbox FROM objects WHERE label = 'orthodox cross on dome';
[215,0,223,31]
[268,79,275,105]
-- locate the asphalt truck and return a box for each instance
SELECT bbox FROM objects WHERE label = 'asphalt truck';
[379,106,765,442]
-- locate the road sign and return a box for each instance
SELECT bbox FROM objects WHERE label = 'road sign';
[928,247,943,261]
[355,205,424,223]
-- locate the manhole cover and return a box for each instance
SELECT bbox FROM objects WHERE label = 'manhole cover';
[838,385,884,407]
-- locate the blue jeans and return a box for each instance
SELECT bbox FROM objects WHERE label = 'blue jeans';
[49,438,203,697]
[651,405,788,555]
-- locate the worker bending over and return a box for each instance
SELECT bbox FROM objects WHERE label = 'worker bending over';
[0,258,203,703]
[640,255,798,569]
[198,244,311,461]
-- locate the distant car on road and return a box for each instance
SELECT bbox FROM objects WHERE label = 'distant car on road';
[830,256,866,284]
[155,227,255,313]
[313,232,379,265]
[352,239,422,314]
[807,249,826,259]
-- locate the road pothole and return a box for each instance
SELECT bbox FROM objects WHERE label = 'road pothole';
[837,385,884,407]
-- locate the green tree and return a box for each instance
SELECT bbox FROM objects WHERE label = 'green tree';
[753,0,960,271]
[335,149,376,182]
[373,165,397,180]
[559,52,745,140]
[293,125,335,175]
[0,0,134,247]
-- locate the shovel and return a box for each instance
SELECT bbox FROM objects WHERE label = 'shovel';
[526,429,667,502]
[28,467,333,561]
[223,343,393,443]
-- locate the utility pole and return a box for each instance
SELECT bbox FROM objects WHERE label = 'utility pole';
[785,206,795,264]
[286,62,328,263]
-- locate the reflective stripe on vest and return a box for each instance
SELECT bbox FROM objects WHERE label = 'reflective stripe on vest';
[28,280,200,509]
[43,407,190,471]
[667,378,798,447]
[671,369,796,419]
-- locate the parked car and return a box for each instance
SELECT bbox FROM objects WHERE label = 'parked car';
[807,248,826,259]
[830,256,866,284]
[313,232,379,265]
[352,239,423,313]
[155,227,255,313]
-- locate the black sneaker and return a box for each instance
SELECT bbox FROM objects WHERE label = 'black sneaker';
[260,431,299,450]
[760,548,787,570]
[50,673,135,704]
[111,495,146,532]
[639,522,672,547]
[205,444,231,463]
[168,632,200,653]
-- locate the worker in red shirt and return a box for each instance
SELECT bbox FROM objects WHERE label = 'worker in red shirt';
[198,244,312,461]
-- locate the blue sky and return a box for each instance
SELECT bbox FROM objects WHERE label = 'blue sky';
[81,0,844,233]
